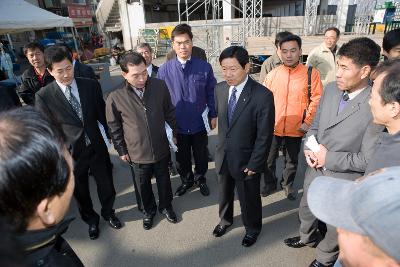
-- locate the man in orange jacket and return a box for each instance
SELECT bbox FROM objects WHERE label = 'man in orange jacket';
[262,34,322,200]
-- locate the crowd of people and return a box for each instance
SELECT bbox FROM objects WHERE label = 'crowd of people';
[0,23,400,267]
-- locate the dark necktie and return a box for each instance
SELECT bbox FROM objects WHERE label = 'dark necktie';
[338,91,350,114]
[228,87,237,126]
[66,85,90,145]
[137,89,144,99]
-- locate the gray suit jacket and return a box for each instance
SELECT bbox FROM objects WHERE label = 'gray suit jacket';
[214,77,275,180]
[304,82,383,185]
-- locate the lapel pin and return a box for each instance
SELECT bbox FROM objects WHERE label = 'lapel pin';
[243,98,246,102]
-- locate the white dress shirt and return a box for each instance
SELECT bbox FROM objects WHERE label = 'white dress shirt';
[57,79,81,104]
[228,75,249,104]
[147,64,153,77]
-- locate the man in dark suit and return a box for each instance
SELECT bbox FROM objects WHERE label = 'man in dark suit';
[35,46,122,240]
[213,46,275,247]
[136,43,159,78]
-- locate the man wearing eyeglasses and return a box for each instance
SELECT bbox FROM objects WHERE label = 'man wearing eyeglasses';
[306,27,340,88]
[157,23,217,198]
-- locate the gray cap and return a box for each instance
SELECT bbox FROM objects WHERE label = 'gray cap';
[308,166,400,262]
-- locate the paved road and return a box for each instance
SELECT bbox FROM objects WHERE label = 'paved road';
[64,61,315,266]
[64,131,315,267]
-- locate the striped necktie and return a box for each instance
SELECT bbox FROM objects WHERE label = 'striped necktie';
[66,85,90,145]
[228,87,237,126]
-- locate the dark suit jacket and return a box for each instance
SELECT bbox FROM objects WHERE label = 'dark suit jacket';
[150,64,159,78]
[18,66,54,105]
[35,78,110,158]
[214,77,275,179]
[74,61,96,80]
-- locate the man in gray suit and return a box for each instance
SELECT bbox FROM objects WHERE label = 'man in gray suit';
[284,38,383,267]
[212,46,275,247]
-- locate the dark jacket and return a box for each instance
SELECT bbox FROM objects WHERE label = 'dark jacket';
[157,57,216,135]
[74,60,96,80]
[35,78,110,159]
[106,77,176,164]
[214,77,275,179]
[150,64,159,78]
[18,66,54,105]
[365,130,400,175]
[16,218,84,267]
[0,84,21,111]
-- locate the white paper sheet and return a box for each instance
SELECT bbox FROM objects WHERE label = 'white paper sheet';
[305,135,320,153]
[202,107,211,134]
[165,123,178,152]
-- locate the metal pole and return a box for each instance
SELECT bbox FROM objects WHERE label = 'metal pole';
[71,27,81,62]
[6,34,14,50]
[185,0,189,22]
[178,0,181,24]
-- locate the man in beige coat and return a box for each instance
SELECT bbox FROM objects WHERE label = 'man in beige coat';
[306,27,340,87]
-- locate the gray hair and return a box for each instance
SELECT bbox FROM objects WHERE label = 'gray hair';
[135,43,152,53]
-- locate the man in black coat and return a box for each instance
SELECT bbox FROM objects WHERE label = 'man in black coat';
[18,42,54,105]
[212,46,275,247]
[35,46,122,240]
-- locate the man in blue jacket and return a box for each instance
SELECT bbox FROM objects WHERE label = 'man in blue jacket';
[158,23,217,197]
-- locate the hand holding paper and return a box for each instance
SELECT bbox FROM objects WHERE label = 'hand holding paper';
[305,135,320,153]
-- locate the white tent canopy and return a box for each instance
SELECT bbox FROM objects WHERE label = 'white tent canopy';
[0,0,73,34]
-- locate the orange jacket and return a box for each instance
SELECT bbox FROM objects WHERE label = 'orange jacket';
[263,63,322,137]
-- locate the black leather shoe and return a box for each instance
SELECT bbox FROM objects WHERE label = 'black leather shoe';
[199,182,210,196]
[309,259,334,267]
[212,224,230,237]
[88,224,99,240]
[143,215,154,230]
[160,208,177,223]
[284,185,296,201]
[261,184,277,197]
[284,236,307,248]
[175,183,193,196]
[242,233,258,247]
[108,215,123,229]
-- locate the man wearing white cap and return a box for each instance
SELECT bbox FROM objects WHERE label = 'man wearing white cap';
[308,166,400,267]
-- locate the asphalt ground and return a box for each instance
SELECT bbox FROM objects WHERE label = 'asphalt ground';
[63,58,316,267]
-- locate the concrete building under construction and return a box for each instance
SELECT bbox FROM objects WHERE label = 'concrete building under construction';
[95,0,385,60]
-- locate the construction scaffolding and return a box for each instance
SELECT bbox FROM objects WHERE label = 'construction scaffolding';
[177,0,264,61]
[353,0,376,35]
[303,0,319,35]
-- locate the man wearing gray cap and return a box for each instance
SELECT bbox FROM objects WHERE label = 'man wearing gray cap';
[308,166,400,267]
